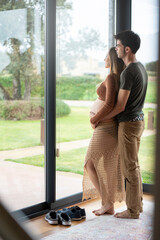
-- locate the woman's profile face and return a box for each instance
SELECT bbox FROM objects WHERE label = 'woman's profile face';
[104,54,110,68]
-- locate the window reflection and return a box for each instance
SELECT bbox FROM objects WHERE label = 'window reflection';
[0,2,45,211]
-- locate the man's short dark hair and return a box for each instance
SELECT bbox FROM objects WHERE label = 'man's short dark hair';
[114,30,141,54]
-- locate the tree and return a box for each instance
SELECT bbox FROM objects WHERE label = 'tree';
[59,28,103,71]
[0,0,72,99]
[0,0,45,100]
[56,1,104,73]
[3,38,22,99]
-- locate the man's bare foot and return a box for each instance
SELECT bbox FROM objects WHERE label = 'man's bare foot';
[114,210,139,219]
[93,204,114,216]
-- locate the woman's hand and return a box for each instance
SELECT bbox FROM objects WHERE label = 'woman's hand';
[90,112,98,129]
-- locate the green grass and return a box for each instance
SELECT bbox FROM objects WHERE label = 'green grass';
[5,147,86,175]
[0,107,92,150]
[56,107,92,142]
[0,120,41,150]
[145,81,157,103]
[5,135,155,184]
[0,107,157,150]
[139,135,155,184]
[56,148,86,174]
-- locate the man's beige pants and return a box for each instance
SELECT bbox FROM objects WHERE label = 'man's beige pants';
[118,120,144,218]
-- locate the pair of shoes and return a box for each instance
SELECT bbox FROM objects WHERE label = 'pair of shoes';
[45,211,71,226]
[58,206,86,220]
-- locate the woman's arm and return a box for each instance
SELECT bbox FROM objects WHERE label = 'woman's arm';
[90,75,116,125]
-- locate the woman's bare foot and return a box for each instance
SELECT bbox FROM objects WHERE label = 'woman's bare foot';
[92,209,100,213]
[114,210,139,219]
[93,204,114,216]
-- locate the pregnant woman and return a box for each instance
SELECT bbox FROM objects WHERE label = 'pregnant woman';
[83,47,125,215]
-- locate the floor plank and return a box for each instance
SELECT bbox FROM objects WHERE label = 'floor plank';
[24,193,154,239]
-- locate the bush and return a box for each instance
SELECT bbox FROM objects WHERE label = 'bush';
[40,98,71,117]
[0,100,44,120]
[147,71,157,77]
[0,99,71,120]
[56,76,101,100]
[56,99,71,117]
[145,61,158,72]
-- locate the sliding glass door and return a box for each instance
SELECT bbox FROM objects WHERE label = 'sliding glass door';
[56,0,115,200]
[0,1,45,211]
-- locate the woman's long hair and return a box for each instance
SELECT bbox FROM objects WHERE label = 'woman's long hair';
[109,47,125,78]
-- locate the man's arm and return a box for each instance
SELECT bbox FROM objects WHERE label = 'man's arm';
[100,89,131,121]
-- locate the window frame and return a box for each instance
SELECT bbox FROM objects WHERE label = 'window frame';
[11,0,154,220]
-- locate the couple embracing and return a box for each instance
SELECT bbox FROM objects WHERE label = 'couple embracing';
[83,30,148,219]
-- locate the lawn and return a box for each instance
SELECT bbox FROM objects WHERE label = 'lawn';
[145,81,157,103]
[0,120,41,151]
[5,135,155,184]
[56,107,92,142]
[0,107,156,150]
[0,107,92,150]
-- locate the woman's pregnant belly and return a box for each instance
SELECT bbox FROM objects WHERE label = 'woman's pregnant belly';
[90,98,104,117]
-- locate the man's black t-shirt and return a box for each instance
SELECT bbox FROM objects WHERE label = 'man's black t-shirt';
[117,62,148,122]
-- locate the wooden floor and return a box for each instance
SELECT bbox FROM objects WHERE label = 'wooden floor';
[24,193,154,239]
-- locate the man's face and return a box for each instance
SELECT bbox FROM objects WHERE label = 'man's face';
[115,40,125,59]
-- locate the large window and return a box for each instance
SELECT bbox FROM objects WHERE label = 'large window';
[0,2,45,211]
[0,0,158,223]
[132,0,159,185]
[56,0,115,199]
[0,0,116,213]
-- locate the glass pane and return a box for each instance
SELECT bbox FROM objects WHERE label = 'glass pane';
[56,0,114,199]
[0,1,45,211]
[132,0,159,184]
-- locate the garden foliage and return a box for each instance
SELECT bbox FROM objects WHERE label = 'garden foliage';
[56,76,101,100]
[0,99,70,120]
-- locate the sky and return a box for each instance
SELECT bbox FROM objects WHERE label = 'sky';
[67,0,159,64]
[132,0,159,63]
[0,0,159,74]
[68,0,108,61]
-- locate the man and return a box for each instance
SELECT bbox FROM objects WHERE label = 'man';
[91,30,148,219]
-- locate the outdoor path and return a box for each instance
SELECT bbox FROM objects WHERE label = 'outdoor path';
[0,160,83,211]
[63,100,157,109]
[0,129,156,161]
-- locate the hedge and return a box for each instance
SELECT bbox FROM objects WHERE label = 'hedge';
[0,99,70,120]
[0,100,44,120]
[56,76,101,100]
